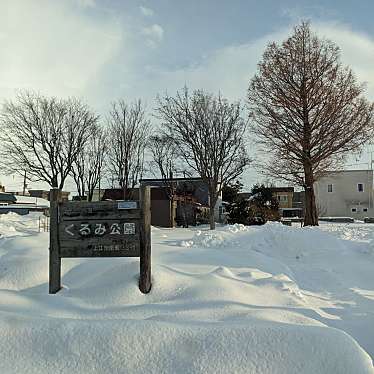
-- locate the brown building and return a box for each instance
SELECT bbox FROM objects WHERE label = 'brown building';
[140,178,212,227]
[98,180,210,228]
[270,186,306,218]
[270,187,294,209]
[101,187,177,227]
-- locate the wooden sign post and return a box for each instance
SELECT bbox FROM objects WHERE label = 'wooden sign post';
[49,185,151,294]
[49,188,62,294]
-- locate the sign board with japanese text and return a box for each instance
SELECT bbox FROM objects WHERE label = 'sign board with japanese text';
[58,201,140,257]
[49,187,152,295]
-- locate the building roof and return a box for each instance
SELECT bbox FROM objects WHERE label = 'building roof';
[140,177,203,183]
[280,207,303,211]
[0,193,16,203]
[15,195,50,207]
[28,190,70,195]
[269,187,294,193]
[323,169,373,174]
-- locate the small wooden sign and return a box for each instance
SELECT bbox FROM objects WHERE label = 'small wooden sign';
[49,186,151,294]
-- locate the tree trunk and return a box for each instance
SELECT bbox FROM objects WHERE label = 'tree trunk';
[182,196,188,228]
[209,209,216,230]
[303,164,318,226]
[88,189,93,202]
[123,186,127,200]
[52,176,58,189]
[169,198,176,228]
[209,192,217,230]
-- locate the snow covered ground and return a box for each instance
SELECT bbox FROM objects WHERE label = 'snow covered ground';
[0,212,373,373]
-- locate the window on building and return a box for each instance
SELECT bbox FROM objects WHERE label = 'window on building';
[327,184,333,193]
[351,207,357,213]
[358,183,364,192]
[277,195,288,202]
[363,208,368,212]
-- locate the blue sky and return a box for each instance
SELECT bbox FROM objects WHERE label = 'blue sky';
[0,0,374,191]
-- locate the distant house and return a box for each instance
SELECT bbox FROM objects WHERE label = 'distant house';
[140,177,210,203]
[268,186,305,218]
[292,191,305,218]
[100,188,138,201]
[238,187,299,218]
[95,178,224,228]
[94,185,203,228]
[269,187,294,209]
[314,169,374,219]
[140,177,224,226]
[0,193,49,215]
[29,190,70,202]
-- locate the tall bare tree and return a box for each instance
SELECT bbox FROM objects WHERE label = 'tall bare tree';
[107,100,150,199]
[248,22,374,226]
[148,134,179,193]
[0,91,99,190]
[157,87,251,230]
[71,123,107,201]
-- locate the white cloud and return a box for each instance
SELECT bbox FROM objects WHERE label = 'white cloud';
[0,0,122,101]
[126,22,374,187]
[0,0,124,191]
[142,24,164,47]
[74,0,96,7]
[314,22,374,99]
[133,21,374,102]
[139,6,154,17]
[1,10,373,190]
[129,29,290,102]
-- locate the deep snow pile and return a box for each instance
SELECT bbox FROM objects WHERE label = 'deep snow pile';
[0,214,373,374]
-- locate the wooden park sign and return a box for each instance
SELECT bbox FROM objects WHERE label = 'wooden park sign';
[49,186,151,294]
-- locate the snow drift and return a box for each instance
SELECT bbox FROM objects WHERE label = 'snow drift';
[0,213,373,373]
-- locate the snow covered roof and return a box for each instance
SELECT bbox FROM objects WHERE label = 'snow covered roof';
[280,207,303,211]
[15,195,49,207]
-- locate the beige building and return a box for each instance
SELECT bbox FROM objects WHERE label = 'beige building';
[314,170,374,219]
[270,187,294,209]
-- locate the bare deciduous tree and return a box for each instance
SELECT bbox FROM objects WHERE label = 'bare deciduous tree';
[157,87,251,230]
[71,124,107,201]
[148,134,179,195]
[107,100,150,199]
[248,22,374,226]
[0,91,99,190]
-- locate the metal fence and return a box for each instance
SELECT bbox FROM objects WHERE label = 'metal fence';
[38,215,50,232]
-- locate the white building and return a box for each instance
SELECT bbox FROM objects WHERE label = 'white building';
[314,170,374,219]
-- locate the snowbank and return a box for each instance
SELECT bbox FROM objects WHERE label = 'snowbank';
[0,217,373,373]
[0,317,372,374]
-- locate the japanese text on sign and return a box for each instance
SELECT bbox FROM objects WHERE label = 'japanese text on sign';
[64,222,136,237]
